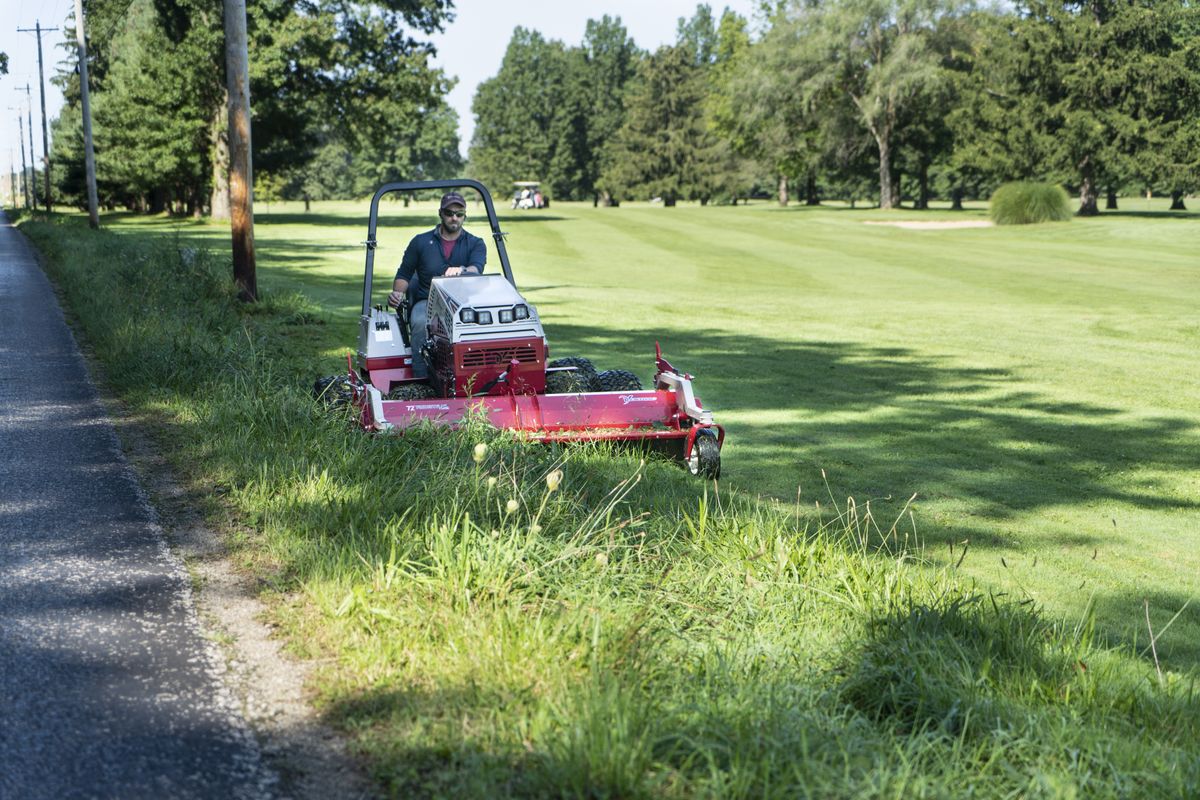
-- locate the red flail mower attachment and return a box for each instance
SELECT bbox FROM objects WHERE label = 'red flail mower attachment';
[347,343,723,478]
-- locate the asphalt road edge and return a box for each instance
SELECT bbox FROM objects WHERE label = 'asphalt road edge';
[19,223,378,800]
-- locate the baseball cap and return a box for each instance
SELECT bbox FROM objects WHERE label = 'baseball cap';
[439,191,467,211]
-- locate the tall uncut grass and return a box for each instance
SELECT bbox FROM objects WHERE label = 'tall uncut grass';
[989,181,1073,225]
[21,213,1200,798]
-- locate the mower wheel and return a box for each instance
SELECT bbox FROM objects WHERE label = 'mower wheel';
[545,369,590,394]
[548,357,597,384]
[685,432,721,480]
[313,375,354,408]
[593,369,642,391]
[387,382,437,401]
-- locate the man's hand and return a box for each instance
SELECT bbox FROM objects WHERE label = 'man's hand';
[387,290,404,308]
[445,266,468,277]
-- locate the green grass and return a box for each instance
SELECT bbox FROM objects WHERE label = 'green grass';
[16,197,1200,797]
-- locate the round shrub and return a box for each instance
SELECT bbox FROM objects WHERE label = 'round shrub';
[988,182,1072,225]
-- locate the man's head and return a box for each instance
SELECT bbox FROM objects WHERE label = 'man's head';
[439,192,467,235]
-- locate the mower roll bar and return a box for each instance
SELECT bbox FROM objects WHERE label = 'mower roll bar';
[361,179,516,317]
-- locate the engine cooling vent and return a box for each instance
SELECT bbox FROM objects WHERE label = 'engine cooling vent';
[461,344,539,367]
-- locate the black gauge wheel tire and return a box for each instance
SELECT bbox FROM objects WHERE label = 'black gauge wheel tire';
[686,432,721,479]
[593,369,642,391]
[387,382,437,401]
[547,357,597,385]
[546,369,591,394]
[313,375,354,408]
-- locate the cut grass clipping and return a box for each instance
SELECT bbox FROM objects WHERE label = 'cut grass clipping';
[21,213,1200,798]
[989,181,1072,224]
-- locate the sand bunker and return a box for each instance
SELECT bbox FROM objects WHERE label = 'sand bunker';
[863,220,994,230]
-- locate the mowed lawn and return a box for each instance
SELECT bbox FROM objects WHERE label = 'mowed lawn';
[105,196,1200,671]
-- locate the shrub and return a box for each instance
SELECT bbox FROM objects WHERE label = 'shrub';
[989,181,1072,225]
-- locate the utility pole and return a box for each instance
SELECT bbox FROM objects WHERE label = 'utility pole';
[17,111,31,210]
[19,21,59,212]
[224,0,256,301]
[15,87,36,210]
[73,0,100,228]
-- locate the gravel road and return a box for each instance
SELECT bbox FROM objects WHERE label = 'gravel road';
[0,213,277,799]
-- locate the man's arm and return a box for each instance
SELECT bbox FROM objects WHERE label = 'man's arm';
[389,240,419,307]
[447,235,486,276]
[445,235,486,276]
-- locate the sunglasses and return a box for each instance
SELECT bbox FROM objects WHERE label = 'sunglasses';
[441,209,466,218]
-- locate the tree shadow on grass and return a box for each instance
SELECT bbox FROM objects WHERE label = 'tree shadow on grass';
[538,321,1197,512]
[1091,587,1200,672]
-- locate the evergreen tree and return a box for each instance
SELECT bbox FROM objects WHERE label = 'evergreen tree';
[468,28,572,197]
[952,0,1200,214]
[579,16,641,204]
[600,43,730,205]
[51,0,458,212]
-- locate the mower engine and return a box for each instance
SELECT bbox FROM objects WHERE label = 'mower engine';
[424,275,547,397]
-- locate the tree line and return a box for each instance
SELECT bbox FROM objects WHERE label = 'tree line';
[49,0,461,216]
[46,0,1200,215]
[471,0,1200,213]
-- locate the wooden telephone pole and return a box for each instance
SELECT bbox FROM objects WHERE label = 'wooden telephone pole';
[18,21,58,212]
[16,114,30,209]
[224,0,256,301]
[73,0,100,228]
[15,87,36,211]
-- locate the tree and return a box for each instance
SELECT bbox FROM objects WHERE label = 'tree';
[771,0,971,209]
[578,16,641,204]
[952,0,1200,215]
[600,42,730,205]
[711,4,835,205]
[469,28,572,197]
[92,0,215,212]
[52,0,459,212]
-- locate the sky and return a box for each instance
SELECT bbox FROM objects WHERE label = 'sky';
[0,0,764,180]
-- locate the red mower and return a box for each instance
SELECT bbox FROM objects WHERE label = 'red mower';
[316,179,723,478]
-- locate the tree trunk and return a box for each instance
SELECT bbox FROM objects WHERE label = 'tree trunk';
[303,192,310,212]
[1105,189,1118,210]
[777,174,788,206]
[209,92,230,221]
[805,173,819,205]
[878,138,897,209]
[1170,191,1187,211]
[915,162,930,210]
[1077,159,1100,216]
[951,187,964,211]
[663,191,676,207]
